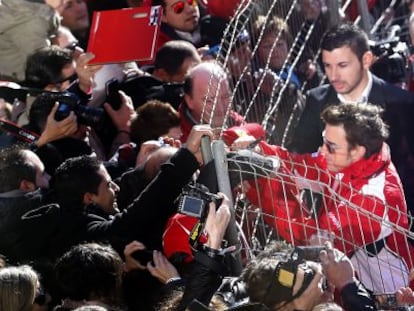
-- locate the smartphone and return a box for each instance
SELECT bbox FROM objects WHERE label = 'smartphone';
[131,249,154,265]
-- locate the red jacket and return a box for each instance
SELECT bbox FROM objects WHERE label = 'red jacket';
[245,142,413,291]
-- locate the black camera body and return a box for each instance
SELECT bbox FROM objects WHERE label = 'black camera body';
[178,184,222,219]
[131,249,154,265]
[54,92,104,127]
[369,26,409,84]
[292,246,326,262]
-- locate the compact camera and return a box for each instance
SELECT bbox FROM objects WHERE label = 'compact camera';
[131,249,154,265]
[178,184,222,219]
[53,92,104,127]
[292,246,326,262]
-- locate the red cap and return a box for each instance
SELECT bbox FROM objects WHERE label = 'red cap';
[222,122,266,146]
[163,214,198,263]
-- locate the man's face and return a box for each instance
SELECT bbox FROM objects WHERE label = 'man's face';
[320,124,356,173]
[322,46,371,100]
[185,74,231,128]
[59,0,89,34]
[162,0,200,32]
[24,150,50,189]
[89,165,119,215]
[259,32,288,69]
[229,41,252,78]
[169,56,200,82]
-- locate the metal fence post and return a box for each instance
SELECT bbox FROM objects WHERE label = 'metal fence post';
[212,140,243,275]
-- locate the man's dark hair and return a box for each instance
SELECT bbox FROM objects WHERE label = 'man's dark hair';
[53,155,102,210]
[55,243,123,304]
[321,23,370,60]
[321,103,389,158]
[154,40,200,76]
[0,146,36,193]
[24,45,73,89]
[242,241,294,309]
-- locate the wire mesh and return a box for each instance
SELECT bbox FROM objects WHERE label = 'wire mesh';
[203,0,414,296]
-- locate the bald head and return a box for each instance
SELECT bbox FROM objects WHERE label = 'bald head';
[184,62,231,127]
[144,146,178,181]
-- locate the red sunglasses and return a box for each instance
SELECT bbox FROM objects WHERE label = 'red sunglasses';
[171,0,197,14]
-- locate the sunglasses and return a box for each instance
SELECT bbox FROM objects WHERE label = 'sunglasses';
[171,0,197,14]
[322,136,340,154]
[64,41,80,51]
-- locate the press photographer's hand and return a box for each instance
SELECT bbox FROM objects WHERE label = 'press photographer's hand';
[147,250,180,284]
[204,192,231,249]
[104,90,135,132]
[320,242,354,290]
[185,125,214,165]
[123,240,147,272]
[36,102,78,147]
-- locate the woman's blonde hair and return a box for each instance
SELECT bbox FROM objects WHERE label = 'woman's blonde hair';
[0,265,39,311]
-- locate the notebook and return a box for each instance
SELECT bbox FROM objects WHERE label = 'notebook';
[87,6,162,64]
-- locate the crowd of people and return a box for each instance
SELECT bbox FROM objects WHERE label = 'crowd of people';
[0,0,414,310]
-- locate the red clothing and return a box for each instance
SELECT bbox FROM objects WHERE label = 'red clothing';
[245,142,413,292]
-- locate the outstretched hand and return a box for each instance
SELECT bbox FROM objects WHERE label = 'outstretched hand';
[185,125,214,164]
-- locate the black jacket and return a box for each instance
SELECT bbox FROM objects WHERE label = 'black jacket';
[0,189,49,262]
[287,74,414,155]
[1,148,198,263]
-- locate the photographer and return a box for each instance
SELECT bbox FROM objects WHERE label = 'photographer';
[23,90,134,175]
[123,192,232,311]
[8,124,212,259]
[242,242,376,311]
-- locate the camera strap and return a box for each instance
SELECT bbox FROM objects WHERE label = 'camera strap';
[0,119,39,143]
[188,221,208,252]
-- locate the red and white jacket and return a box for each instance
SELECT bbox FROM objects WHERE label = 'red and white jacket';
[245,142,413,292]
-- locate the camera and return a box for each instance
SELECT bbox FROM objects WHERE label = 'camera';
[53,92,104,127]
[178,184,222,219]
[369,25,409,84]
[131,249,154,265]
[292,246,326,262]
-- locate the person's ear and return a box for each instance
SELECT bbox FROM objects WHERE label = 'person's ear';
[19,179,36,192]
[83,192,95,205]
[362,51,374,70]
[184,93,194,109]
[350,145,366,162]
[153,68,170,82]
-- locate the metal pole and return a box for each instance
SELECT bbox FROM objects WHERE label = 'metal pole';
[326,0,341,28]
[212,140,243,275]
[357,0,372,38]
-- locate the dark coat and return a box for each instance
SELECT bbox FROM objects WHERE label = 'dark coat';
[0,148,198,263]
[0,189,49,262]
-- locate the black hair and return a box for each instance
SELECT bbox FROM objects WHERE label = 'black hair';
[154,40,200,76]
[24,46,73,89]
[321,103,389,158]
[55,243,123,304]
[321,23,370,60]
[0,146,37,193]
[53,155,103,211]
